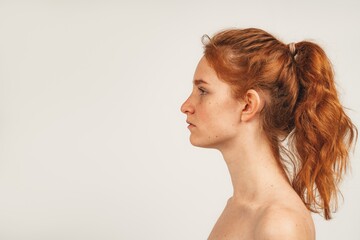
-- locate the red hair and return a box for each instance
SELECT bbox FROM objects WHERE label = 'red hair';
[203,28,357,220]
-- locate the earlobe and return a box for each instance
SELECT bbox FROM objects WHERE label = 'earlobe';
[240,89,264,122]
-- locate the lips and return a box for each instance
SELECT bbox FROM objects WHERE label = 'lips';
[186,120,196,127]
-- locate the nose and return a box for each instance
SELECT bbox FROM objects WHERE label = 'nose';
[181,96,195,114]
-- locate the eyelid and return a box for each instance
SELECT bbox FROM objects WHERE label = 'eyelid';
[198,86,208,95]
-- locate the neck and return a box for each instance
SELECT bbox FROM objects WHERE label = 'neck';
[219,130,290,204]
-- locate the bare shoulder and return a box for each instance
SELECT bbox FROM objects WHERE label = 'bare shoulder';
[254,204,315,240]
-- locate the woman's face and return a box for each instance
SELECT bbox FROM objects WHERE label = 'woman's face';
[181,56,244,149]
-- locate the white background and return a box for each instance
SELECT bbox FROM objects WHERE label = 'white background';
[0,0,359,239]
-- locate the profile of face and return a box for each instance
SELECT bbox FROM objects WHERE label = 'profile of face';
[181,56,245,149]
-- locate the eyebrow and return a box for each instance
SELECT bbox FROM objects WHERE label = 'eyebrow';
[193,79,208,85]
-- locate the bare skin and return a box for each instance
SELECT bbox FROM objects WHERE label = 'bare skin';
[181,57,315,240]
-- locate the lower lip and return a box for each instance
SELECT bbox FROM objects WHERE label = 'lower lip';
[187,124,195,129]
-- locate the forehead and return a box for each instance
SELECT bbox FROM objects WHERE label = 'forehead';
[193,56,221,85]
[193,57,236,97]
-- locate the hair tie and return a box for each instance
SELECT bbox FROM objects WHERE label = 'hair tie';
[201,34,211,45]
[288,42,297,56]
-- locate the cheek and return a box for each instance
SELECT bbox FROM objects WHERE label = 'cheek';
[197,101,219,122]
[213,104,240,133]
[190,100,240,148]
[199,101,233,128]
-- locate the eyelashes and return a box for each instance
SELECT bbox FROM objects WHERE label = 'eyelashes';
[198,87,208,95]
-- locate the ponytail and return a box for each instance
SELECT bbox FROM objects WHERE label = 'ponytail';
[291,41,357,219]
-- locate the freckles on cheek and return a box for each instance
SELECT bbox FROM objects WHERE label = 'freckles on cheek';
[203,100,224,124]
[207,135,219,141]
[208,135,219,139]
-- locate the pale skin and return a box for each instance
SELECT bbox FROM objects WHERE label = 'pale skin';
[181,57,315,240]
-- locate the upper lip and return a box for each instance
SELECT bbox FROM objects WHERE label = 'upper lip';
[186,120,195,126]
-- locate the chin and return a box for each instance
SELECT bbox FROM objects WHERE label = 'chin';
[189,135,220,149]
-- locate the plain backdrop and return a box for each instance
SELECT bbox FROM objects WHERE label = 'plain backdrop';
[0,0,359,239]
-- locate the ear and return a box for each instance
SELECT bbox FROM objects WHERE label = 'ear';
[240,89,264,122]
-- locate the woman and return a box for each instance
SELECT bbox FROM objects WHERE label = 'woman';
[181,28,357,239]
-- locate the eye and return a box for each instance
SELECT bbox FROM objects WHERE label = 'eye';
[198,87,207,95]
